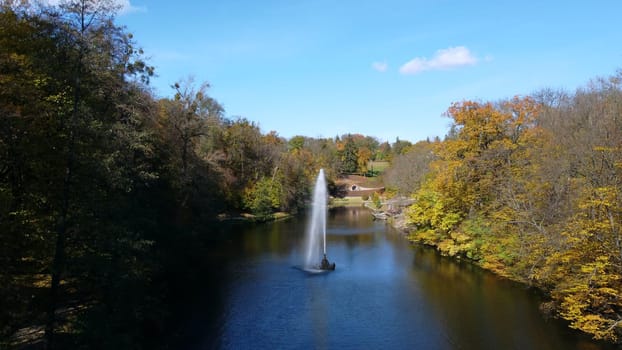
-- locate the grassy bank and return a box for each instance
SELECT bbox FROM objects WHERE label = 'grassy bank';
[329,197,365,207]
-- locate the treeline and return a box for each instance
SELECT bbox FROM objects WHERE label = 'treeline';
[397,77,622,342]
[0,2,407,347]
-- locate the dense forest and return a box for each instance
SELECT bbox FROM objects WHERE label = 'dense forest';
[2,0,621,348]
[0,2,405,348]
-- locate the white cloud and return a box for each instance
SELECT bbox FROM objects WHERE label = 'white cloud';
[372,61,388,72]
[399,46,477,75]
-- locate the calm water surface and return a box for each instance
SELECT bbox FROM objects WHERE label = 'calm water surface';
[188,207,614,350]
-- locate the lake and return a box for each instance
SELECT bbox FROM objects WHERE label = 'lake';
[176,207,615,350]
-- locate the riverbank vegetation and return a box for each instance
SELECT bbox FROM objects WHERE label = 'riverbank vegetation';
[2,1,621,347]
[397,84,622,343]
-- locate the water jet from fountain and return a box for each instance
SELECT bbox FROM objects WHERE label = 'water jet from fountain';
[304,169,335,271]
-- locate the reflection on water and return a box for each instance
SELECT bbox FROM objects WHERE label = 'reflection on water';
[185,207,615,350]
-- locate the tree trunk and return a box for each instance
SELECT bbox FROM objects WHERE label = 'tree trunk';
[45,64,81,350]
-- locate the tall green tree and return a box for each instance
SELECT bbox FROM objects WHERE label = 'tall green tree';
[340,135,358,173]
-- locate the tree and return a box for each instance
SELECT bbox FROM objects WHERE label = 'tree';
[391,137,412,156]
[375,141,391,161]
[406,98,541,260]
[243,176,283,218]
[539,75,622,342]
[384,140,436,195]
[288,135,306,152]
[163,79,222,179]
[357,146,372,173]
[340,135,358,173]
[156,78,224,221]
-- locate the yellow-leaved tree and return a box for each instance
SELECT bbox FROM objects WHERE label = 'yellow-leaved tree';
[407,98,541,264]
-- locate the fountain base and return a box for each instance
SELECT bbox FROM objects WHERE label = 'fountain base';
[318,254,336,270]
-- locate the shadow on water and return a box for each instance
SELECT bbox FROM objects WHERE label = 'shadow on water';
[152,220,259,350]
[409,245,617,350]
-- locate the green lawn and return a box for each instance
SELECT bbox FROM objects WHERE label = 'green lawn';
[368,161,390,174]
[330,197,365,207]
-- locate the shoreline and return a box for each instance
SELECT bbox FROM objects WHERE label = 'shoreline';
[382,207,620,347]
[216,212,293,223]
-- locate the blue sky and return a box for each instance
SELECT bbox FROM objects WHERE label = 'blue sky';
[112,0,621,143]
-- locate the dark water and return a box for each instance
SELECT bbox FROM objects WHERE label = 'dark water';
[188,207,615,350]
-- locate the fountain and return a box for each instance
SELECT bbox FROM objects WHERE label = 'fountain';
[304,169,335,271]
